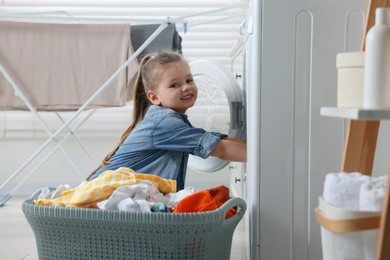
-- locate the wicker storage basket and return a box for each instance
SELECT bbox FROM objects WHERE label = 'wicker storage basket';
[22,189,246,260]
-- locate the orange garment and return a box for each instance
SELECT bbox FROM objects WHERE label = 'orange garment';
[173,185,237,218]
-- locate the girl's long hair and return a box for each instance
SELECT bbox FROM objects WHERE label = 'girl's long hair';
[86,51,183,180]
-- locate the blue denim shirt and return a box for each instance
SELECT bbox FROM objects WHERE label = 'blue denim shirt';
[90,105,225,190]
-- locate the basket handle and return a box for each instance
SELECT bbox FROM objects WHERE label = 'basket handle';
[219,197,247,225]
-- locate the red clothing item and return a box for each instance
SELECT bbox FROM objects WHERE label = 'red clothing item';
[173,185,237,218]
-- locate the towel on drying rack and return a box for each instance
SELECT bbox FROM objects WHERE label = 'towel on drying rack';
[131,23,182,61]
[0,21,139,110]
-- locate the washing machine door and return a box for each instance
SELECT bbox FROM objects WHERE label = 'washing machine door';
[187,59,245,173]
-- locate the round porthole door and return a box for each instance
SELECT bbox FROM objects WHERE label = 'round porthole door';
[186,59,245,173]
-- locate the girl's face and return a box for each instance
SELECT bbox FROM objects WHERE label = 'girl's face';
[147,60,198,114]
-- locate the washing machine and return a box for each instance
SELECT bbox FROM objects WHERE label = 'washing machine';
[185,59,246,197]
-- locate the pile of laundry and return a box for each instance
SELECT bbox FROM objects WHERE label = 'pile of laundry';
[34,167,236,218]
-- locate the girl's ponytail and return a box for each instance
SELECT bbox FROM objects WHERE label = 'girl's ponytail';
[131,54,154,127]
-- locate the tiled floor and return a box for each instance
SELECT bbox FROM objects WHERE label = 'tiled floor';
[0,196,247,260]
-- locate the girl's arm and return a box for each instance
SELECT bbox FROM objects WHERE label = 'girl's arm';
[210,137,247,162]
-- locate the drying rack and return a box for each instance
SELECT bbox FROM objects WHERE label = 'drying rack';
[0,3,248,206]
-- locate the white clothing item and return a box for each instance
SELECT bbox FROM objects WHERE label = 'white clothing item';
[37,184,72,199]
[37,187,52,200]
[97,181,197,212]
[97,182,155,211]
[116,198,151,213]
[164,187,197,209]
[50,184,72,199]
[323,172,370,210]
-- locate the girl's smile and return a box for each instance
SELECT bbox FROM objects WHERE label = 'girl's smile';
[181,93,194,100]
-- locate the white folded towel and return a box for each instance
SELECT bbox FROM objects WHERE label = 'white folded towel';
[322,173,387,260]
[323,172,370,210]
[359,175,387,212]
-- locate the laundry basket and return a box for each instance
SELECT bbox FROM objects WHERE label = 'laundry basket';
[22,188,246,260]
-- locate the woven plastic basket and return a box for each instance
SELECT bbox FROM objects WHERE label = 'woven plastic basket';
[22,189,246,260]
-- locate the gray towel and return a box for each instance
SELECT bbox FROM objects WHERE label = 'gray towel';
[131,23,182,61]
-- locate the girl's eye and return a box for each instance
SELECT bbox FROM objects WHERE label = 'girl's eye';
[170,83,179,88]
[186,79,194,84]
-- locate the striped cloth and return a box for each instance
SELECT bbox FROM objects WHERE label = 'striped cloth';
[34,167,176,208]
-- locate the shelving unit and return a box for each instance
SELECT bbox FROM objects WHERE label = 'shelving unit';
[321,107,390,120]
[319,1,390,259]
[320,107,390,260]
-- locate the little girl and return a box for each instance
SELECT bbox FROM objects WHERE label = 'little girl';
[88,51,246,190]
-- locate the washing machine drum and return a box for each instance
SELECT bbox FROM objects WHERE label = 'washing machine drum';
[186,59,245,173]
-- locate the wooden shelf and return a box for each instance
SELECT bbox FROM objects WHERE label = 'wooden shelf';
[319,2,390,259]
[321,107,390,120]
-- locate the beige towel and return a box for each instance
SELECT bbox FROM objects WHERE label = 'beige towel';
[0,21,139,110]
